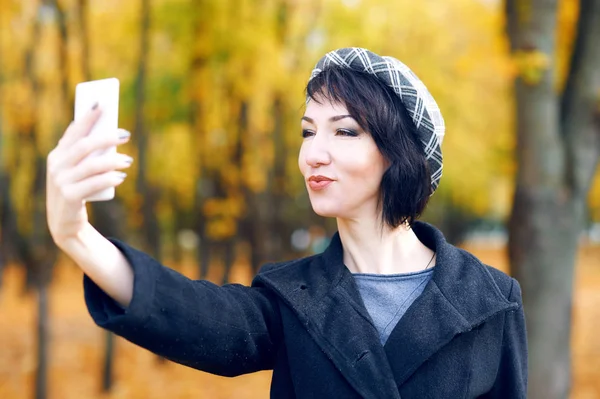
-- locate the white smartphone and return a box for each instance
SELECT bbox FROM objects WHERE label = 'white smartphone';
[74,77,120,202]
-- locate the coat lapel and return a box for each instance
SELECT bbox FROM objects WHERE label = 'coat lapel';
[255,221,519,396]
[256,233,401,398]
[383,222,519,386]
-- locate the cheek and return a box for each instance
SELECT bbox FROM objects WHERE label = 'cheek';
[298,143,307,174]
[342,147,387,185]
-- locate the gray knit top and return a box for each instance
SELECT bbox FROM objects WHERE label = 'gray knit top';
[353,267,435,345]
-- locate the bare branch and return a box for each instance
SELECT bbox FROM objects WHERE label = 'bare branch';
[505,0,519,51]
[47,0,72,114]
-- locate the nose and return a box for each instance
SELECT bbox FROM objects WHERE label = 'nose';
[304,132,332,168]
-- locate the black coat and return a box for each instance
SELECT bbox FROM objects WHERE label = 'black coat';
[84,221,527,398]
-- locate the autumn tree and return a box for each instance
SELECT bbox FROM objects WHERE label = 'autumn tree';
[3,2,66,398]
[2,0,599,396]
[506,0,600,397]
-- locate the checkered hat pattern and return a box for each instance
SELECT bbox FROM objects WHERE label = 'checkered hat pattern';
[308,47,445,193]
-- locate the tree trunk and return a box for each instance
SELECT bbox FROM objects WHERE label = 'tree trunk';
[270,96,286,261]
[170,193,185,265]
[198,236,212,278]
[78,0,90,79]
[101,331,115,391]
[506,0,600,397]
[1,170,26,286]
[134,0,166,364]
[221,239,236,284]
[31,158,58,399]
[135,0,161,260]
[90,198,126,391]
[0,172,9,284]
[235,99,271,273]
[34,284,49,399]
[509,188,580,398]
[189,0,212,281]
[0,40,6,288]
[21,7,59,399]
[48,0,72,114]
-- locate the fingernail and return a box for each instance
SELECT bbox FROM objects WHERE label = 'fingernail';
[123,155,134,164]
[91,102,99,110]
[118,130,131,140]
[116,172,127,179]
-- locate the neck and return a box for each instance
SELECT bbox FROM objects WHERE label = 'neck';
[337,217,435,274]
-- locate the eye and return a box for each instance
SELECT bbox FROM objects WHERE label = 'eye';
[302,129,315,138]
[336,128,358,137]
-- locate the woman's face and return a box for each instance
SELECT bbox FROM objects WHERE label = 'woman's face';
[298,97,389,221]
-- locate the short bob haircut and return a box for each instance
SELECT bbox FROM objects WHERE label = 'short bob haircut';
[305,66,432,229]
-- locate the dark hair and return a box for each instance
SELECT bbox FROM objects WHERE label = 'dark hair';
[305,66,432,229]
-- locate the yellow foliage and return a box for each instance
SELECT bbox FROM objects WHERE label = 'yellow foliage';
[511,49,552,86]
[203,197,244,219]
[202,198,222,218]
[206,217,237,240]
[3,80,36,136]
[516,0,533,26]
[10,144,36,235]
[556,0,579,90]
[2,0,597,236]
[148,123,198,210]
[589,166,600,221]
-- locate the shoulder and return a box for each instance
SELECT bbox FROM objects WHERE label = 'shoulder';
[430,242,523,330]
[454,245,522,305]
[256,253,319,276]
[252,252,327,291]
[483,263,522,303]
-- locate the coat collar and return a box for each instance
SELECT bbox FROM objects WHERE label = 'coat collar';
[254,221,519,397]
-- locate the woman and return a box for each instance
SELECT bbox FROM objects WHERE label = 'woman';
[46,48,527,398]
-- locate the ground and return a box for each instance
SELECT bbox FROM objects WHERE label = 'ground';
[0,244,598,398]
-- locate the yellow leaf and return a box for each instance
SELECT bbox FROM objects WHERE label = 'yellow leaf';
[512,49,551,86]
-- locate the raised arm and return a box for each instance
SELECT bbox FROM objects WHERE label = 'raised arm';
[81,236,282,376]
[60,223,134,307]
[46,107,282,376]
[46,106,135,306]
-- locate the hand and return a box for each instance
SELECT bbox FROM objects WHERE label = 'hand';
[46,106,133,246]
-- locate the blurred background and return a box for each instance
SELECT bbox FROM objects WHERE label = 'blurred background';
[0,0,598,398]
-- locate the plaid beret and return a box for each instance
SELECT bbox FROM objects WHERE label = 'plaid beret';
[308,47,445,194]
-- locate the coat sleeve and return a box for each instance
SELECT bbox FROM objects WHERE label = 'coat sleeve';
[487,277,528,398]
[83,237,282,377]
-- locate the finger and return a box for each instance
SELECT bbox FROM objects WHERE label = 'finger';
[61,171,127,203]
[58,128,130,170]
[57,153,134,186]
[58,104,102,149]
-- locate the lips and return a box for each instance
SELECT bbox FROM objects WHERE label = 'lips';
[308,175,334,191]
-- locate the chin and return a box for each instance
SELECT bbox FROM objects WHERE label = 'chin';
[312,208,339,218]
[309,199,344,219]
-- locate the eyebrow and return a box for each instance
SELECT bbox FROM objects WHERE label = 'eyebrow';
[301,115,354,124]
